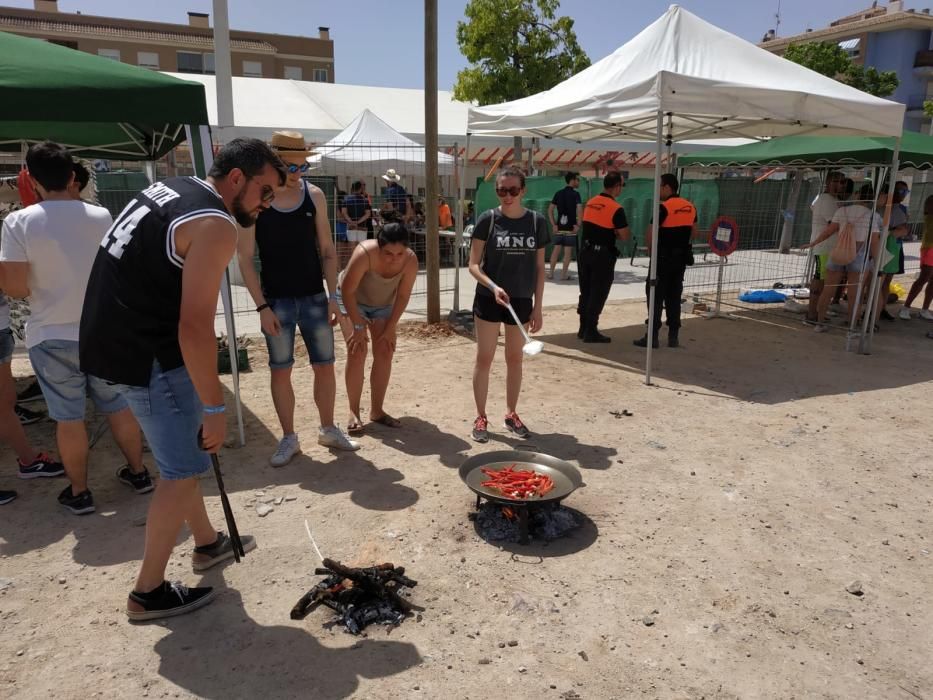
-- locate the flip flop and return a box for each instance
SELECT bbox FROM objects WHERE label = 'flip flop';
[347,417,365,435]
[369,413,401,428]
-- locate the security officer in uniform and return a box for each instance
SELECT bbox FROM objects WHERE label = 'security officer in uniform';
[577,172,630,343]
[634,173,697,349]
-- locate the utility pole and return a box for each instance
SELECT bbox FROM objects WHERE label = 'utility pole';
[424,0,440,323]
[213,0,234,141]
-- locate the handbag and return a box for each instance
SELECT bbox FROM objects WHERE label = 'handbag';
[829,212,860,266]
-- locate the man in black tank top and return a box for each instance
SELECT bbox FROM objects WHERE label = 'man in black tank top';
[235,131,359,467]
[80,139,285,621]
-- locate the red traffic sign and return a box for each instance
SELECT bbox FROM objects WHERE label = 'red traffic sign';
[708,216,739,257]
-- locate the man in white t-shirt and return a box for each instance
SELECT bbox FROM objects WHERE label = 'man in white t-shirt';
[0,142,149,515]
[806,172,845,323]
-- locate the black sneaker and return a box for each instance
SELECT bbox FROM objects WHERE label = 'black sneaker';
[127,580,216,622]
[582,330,611,343]
[16,380,44,405]
[18,452,65,479]
[57,485,95,515]
[192,531,257,572]
[880,309,895,321]
[633,335,660,348]
[504,412,531,439]
[471,415,489,443]
[15,405,44,426]
[0,489,17,505]
[668,332,680,348]
[116,465,154,494]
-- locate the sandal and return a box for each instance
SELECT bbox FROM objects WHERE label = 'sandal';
[369,413,401,428]
[347,416,365,435]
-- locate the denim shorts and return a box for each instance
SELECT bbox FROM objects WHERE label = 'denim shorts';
[826,247,869,274]
[334,287,393,321]
[553,233,578,248]
[29,339,127,422]
[0,328,14,365]
[111,362,210,481]
[264,293,335,369]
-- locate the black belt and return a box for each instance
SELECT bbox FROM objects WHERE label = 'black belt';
[582,241,615,253]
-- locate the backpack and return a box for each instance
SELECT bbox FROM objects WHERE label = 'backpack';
[829,210,861,266]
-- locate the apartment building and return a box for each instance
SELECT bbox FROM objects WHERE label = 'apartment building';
[760,0,933,131]
[0,0,334,82]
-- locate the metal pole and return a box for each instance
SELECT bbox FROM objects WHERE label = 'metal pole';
[212,0,235,139]
[847,165,884,351]
[645,110,664,385]
[454,137,468,313]
[424,0,440,323]
[860,141,901,353]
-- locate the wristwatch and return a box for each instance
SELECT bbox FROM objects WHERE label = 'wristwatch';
[353,323,366,331]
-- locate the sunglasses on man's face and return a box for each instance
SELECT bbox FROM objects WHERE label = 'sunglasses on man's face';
[496,186,522,197]
[286,162,311,174]
[259,184,275,204]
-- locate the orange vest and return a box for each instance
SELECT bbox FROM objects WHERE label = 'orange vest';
[660,197,696,229]
[582,194,623,228]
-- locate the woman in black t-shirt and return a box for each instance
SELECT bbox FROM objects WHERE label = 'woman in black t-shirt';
[468,167,548,443]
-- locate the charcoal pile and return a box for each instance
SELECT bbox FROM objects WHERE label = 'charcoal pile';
[472,502,580,543]
[290,558,417,635]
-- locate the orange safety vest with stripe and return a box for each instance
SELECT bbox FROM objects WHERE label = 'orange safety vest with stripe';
[659,196,696,253]
[582,193,624,247]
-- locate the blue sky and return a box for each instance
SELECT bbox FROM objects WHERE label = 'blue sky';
[2,1,915,88]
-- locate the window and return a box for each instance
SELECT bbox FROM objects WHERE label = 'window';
[242,60,263,78]
[284,65,302,80]
[137,51,159,70]
[177,51,215,75]
[312,68,328,82]
[97,48,120,61]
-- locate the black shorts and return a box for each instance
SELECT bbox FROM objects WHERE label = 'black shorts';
[473,293,532,325]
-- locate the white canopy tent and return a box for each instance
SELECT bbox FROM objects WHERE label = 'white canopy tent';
[468,4,906,378]
[307,108,456,175]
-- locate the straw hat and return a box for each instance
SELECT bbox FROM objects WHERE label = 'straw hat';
[270,130,314,158]
[381,168,402,183]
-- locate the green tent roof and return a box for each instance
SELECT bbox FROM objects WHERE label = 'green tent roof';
[679,131,933,170]
[0,30,209,159]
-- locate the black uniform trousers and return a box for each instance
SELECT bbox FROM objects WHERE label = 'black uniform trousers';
[577,242,617,331]
[645,251,689,334]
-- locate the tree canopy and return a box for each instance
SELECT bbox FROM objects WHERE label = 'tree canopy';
[454,0,590,106]
[783,41,899,98]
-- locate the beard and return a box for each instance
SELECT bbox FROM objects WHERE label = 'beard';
[231,189,257,227]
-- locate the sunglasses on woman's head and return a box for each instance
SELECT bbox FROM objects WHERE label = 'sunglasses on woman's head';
[496,186,522,197]
[286,162,311,173]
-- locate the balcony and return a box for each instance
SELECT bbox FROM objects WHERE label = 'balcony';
[914,49,933,77]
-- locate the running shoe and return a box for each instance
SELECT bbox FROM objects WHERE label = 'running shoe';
[504,412,531,439]
[16,380,43,405]
[57,486,94,515]
[18,452,64,479]
[471,415,489,443]
[0,489,17,505]
[899,308,912,320]
[127,581,215,622]
[15,405,43,426]
[191,531,257,572]
[317,425,360,451]
[921,309,933,321]
[116,464,154,494]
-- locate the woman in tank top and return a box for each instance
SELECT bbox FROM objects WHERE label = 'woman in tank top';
[335,223,418,433]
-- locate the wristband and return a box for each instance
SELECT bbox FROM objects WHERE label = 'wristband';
[203,404,226,415]
[255,303,270,313]
[488,282,500,294]
[353,323,366,332]
[329,293,338,302]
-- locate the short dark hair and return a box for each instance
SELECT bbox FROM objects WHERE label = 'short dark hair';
[564,171,579,184]
[351,180,364,193]
[660,173,679,193]
[496,167,526,188]
[378,222,410,247]
[603,172,623,190]
[26,141,74,192]
[858,183,874,202]
[73,162,90,192]
[209,138,287,186]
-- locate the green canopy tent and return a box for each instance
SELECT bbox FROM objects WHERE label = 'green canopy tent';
[0,29,245,444]
[679,131,933,169]
[679,131,933,352]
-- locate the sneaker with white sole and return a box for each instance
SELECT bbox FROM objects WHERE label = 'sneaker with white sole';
[18,452,65,479]
[899,308,912,320]
[127,580,215,622]
[318,425,360,451]
[813,323,830,333]
[270,433,301,467]
[921,309,933,321]
[191,531,257,571]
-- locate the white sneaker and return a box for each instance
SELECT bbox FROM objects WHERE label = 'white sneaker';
[318,425,360,451]
[270,434,301,467]
[813,323,830,333]
[899,308,912,320]
[921,309,933,321]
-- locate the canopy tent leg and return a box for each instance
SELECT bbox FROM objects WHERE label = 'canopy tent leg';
[645,110,664,385]
[860,140,901,354]
[453,137,468,314]
[143,161,157,185]
[185,124,246,447]
[845,166,884,352]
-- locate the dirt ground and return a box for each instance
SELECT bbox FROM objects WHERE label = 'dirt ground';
[1,298,931,699]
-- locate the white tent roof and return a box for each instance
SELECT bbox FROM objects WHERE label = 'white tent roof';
[164,73,470,143]
[467,4,906,142]
[307,109,456,175]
